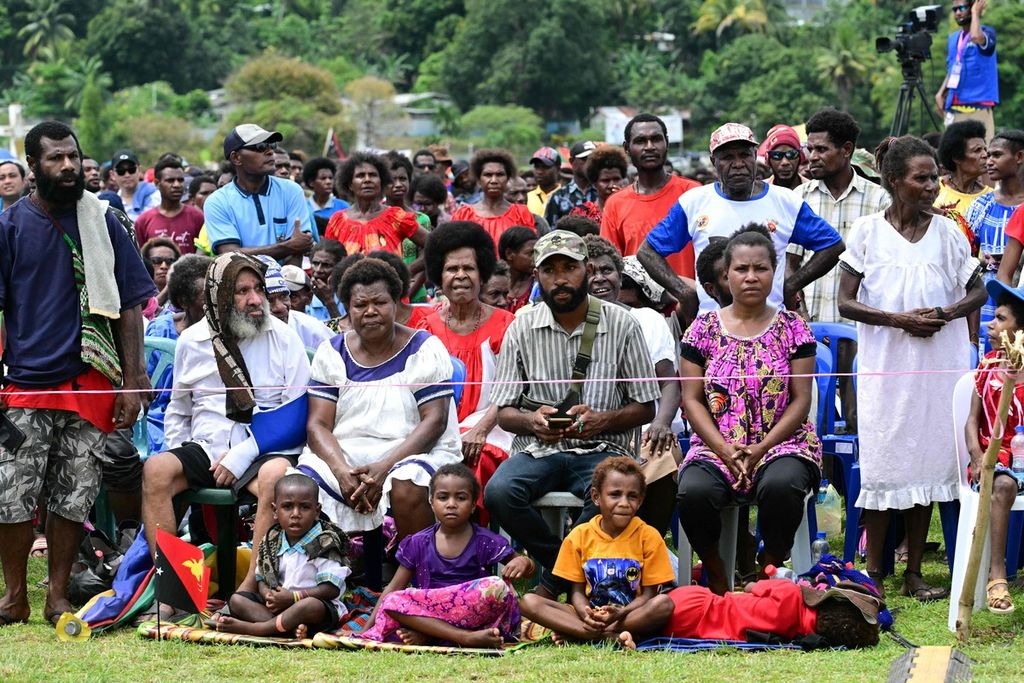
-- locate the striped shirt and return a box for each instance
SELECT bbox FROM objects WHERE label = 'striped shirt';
[491,296,660,458]
[788,174,891,323]
[967,192,1020,263]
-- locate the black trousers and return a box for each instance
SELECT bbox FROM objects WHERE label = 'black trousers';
[677,456,817,559]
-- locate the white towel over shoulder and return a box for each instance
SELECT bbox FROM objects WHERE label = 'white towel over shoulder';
[77,191,121,319]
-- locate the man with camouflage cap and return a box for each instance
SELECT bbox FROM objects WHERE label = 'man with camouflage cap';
[484,230,661,597]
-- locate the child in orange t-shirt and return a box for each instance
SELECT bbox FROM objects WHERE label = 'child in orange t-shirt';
[519,457,675,642]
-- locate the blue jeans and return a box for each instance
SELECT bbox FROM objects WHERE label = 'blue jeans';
[483,450,613,593]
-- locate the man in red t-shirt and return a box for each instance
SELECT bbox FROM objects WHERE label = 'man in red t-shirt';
[601,113,700,279]
[134,157,204,254]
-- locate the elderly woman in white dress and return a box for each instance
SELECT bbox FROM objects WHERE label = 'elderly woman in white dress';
[297,258,462,542]
[838,135,985,600]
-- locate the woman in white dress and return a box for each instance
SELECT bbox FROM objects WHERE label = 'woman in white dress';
[299,258,462,541]
[838,136,985,600]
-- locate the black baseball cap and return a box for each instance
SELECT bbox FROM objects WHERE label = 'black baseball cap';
[111,149,139,168]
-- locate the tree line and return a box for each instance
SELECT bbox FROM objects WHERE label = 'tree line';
[2,0,1022,162]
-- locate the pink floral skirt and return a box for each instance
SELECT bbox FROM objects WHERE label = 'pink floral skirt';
[358,576,520,643]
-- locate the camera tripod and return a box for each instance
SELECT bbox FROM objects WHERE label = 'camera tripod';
[889,60,942,137]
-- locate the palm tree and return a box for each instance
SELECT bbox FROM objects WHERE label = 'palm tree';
[16,0,75,60]
[61,55,112,113]
[817,24,869,112]
[692,0,787,46]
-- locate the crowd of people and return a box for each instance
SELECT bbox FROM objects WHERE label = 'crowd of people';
[0,26,1021,645]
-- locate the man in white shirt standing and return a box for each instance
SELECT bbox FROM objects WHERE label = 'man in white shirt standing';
[141,252,311,595]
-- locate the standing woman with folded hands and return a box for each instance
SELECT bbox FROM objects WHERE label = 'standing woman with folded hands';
[677,224,822,596]
[838,135,985,600]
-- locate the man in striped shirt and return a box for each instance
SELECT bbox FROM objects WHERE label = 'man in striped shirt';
[787,108,890,433]
[484,230,661,597]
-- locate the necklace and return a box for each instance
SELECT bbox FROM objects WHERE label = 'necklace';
[633,172,670,196]
[946,174,981,195]
[887,209,927,243]
[446,304,482,337]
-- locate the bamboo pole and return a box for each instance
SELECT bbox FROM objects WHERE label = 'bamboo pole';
[956,333,1024,641]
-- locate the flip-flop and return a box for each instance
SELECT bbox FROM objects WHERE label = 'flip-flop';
[0,611,28,626]
[900,570,948,602]
[30,536,47,558]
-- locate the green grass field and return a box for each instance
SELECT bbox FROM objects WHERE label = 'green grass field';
[3,532,1024,682]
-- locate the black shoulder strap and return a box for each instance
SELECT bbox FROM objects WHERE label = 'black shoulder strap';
[569,295,602,393]
[517,296,602,411]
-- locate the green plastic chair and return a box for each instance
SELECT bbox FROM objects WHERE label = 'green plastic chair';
[177,488,239,600]
[138,336,241,597]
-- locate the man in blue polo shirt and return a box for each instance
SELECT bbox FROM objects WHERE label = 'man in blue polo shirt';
[637,123,845,319]
[203,124,315,266]
[0,121,155,627]
[935,0,999,140]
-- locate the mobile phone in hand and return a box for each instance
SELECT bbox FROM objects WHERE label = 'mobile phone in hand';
[546,416,574,429]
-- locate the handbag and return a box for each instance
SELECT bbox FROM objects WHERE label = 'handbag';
[637,437,682,483]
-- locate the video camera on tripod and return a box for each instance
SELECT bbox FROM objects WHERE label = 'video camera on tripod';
[875,4,944,136]
[876,5,941,62]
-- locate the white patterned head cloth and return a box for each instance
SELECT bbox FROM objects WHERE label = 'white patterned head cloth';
[203,252,268,423]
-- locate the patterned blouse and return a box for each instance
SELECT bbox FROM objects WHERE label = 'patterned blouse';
[680,309,821,492]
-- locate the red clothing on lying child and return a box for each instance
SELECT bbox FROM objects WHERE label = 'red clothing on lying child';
[663,580,817,641]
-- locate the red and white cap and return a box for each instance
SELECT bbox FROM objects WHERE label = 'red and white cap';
[709,123,758,154]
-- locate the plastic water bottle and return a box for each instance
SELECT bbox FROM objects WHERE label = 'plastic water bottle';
[811,531,829,564]
[1012,426,1024,475]
[814,480,842,538]
[764,564,797,582]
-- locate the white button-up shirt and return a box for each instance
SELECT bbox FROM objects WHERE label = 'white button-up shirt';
[165,315,310,475]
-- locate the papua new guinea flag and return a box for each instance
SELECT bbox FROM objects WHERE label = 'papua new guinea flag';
[155,528,210,613]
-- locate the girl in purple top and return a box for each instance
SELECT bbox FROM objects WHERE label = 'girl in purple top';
[358,463,534,647]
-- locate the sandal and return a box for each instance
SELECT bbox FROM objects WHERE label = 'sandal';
[30,536,47,558]
[987,579,1015,614]
[900,570,948,602]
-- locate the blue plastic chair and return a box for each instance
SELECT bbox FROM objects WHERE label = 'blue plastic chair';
[449,355,466,408]
[809,323,864,562]
[133,336,178,459]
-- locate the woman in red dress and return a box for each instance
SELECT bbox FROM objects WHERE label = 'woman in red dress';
[422,221,515,522]
[450,149,547,250]
[325,152,429,277]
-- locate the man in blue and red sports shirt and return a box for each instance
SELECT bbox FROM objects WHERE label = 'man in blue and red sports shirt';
[0,121,155,628]
[935,0,999,140]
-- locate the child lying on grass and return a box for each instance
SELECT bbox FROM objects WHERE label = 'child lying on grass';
[613,579,884,649]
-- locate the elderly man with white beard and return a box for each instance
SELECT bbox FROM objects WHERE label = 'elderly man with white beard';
[141,251,310,598]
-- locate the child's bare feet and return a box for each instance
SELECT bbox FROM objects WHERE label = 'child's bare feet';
[551,631,568,646]
[208,614,263,636]
[617,631,636,650]
[294,623,308,639]
[397,627,431,645]
[460,627,503,648]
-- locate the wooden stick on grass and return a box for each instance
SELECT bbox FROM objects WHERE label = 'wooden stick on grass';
[956,331,1024,641]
